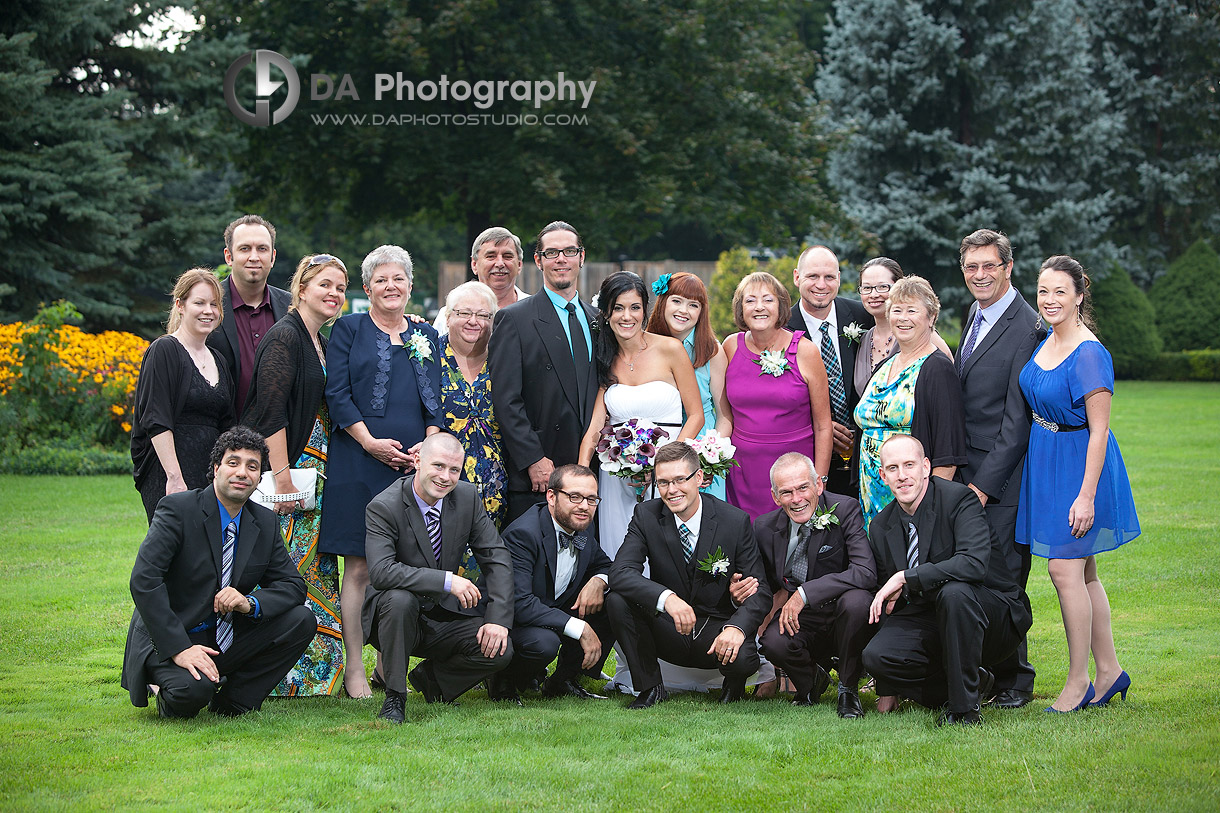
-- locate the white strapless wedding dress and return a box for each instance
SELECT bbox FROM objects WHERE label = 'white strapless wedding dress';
[597,381,773,694]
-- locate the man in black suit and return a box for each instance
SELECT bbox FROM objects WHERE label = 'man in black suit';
[862,435,1031,726]
[121,427,316,718]
[207,214,292,417]
[787,245,875,496]
[607,443,772,708]
[363,433,515,723]
[497,464,615,701]
[955,228,1042,708]
[489,221,599,525]
[755,453,876,717]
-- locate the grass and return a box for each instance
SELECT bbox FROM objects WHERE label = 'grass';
[1,381,1218,811]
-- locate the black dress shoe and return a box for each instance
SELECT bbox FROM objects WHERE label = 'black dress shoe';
[627,685,668,709]
[991,688,1033,709]
[718,678,747,704]
[542,677,607,700]
[408,663,446,704]
[937,708,983,726]
[792,663,832,706]
[837,689,865,719]
[488,673,524,706]
[378,689,407,724]
[977,667,996,707]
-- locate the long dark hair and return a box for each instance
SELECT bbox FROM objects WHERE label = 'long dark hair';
[594,271,649,388]
[1040,255,1096,331]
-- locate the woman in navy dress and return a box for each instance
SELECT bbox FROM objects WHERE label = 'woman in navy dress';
[1017,255,1140,713]
[322,245,442,697]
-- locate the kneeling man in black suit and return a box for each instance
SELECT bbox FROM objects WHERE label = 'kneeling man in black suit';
[863,434,1032,725]
[122,426,316,718]
[608,442,771,708]
[497,464,615,701]
[756,453,877,717]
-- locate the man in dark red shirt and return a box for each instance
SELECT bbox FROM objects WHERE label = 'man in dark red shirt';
[208,215,292,417]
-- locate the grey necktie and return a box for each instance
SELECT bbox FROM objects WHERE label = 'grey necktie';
[906,522,919,570]
[426,506,443,564]
[787,522,812,587]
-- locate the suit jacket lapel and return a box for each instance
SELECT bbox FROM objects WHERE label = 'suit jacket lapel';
[200,488,224,583]
[660,505,693,593]
[834,299,857,382]
[960,297,1021,377]
[401,477,437,565]
[541,513,560,595]
[805,493,830,577]
[532,293,583,418]
[231,503,259,583]
[885,513,909,576]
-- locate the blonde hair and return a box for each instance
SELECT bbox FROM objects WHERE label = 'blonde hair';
[167,268,223,334]
[885,275,940,325]
[290,254,349,311]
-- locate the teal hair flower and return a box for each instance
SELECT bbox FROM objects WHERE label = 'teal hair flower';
[651,274,672,296]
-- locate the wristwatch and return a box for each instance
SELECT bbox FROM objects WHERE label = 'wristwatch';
[244,595,256,615]
[820,475,828,484]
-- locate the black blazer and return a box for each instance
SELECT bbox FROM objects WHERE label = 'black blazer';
[955,292,1041,506]
[755,491,877,608]
[242,311,327,464]
[787,296,875,413]
[501,503,613,632]
[363,477,514,628]
[121,485,307,706]
[867,477,1029,628]
[489,288,600,491]
[610,494,771,635]
[207,279,292,409]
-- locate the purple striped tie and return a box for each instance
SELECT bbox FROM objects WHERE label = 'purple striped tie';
[426,506,443,564]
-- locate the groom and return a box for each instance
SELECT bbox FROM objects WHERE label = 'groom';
[607,442,772,708]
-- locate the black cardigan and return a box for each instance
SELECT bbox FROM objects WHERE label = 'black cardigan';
[242,310,327,463]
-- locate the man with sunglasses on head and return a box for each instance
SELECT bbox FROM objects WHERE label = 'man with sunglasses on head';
[490,221,599,525]
[209,214,292,417]
[494,464,615,703]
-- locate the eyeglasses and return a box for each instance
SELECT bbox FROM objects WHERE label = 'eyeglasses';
[552,488,600,506]
[538,247,582,260]
[859,283,892,295]
[307,253,347,271]
[654,469,700,490]
[963,262,1005,274]
[450,308,493,323]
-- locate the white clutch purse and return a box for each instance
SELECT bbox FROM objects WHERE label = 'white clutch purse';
[253,469,318,511]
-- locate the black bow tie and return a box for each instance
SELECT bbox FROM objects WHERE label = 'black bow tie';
[559,531,586,552]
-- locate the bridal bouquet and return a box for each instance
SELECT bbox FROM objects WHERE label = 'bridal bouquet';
[685,430,739,481]
[597,419,671,501]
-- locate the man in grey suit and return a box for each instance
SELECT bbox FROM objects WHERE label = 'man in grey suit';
[207,214,292,417]
[363,433,514,723]
[954,228,1041,708]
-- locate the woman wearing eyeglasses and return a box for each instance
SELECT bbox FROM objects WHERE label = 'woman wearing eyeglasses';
[440,281,508,575]
[243,252,349,697]
[318,245,442,698]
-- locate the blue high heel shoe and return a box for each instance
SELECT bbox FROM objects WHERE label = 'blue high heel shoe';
[1090,671,1131,707]
[1045,682,1095,713]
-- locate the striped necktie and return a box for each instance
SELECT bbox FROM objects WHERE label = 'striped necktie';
[906,522,920,570]
[426,505,443,564]
[819,322,849,424]
[679,523,695,562]
[959,309,986,366]
[216,520,237,653]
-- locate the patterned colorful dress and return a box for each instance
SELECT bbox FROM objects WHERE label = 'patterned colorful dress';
[853,351,932,528]
[440,338,507,582]
[272,399,343,696]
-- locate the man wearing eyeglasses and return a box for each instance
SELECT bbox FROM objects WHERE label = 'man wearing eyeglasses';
[209,215,292,417]
[494,464,615,703]
[954,228,1042,710]
[607,442,771,708]
[787,246,874,497]
[490,221,599,525]
[433,227,529,335]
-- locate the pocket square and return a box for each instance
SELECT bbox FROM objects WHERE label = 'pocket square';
[818,544,833,554]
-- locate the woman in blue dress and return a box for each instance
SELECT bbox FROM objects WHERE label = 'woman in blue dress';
[1017,255,1140,713]
[644,272,728,498]
[322,245,442,697]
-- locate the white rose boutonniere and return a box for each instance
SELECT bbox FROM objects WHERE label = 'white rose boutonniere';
[696,547,730,579]
[841,322,865,345]
[755,349,790,378]
[407,331,433,363]
[810,503,841,530]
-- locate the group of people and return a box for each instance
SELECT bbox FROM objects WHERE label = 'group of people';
[121,218,1140,726]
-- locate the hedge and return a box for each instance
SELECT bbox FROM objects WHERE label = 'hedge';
[1142,350,1220,381]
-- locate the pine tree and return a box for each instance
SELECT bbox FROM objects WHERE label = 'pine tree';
[1148,239,1220,352]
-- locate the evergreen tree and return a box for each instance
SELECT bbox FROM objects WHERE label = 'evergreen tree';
[1091,261,1161,378]
[1148,239,1220,352]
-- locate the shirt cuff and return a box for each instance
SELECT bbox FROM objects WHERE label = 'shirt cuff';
[246,595,261,620]
[593,574,608,589]
[656,589,674,614]
[444,572,453,592]
[796,586,807,605]
[563,617,587,640]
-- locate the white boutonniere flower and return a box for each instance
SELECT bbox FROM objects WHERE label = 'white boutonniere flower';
[407,331,433,363]
[755,349,789,377]
[697,547,730,578]
[810,503,841,530]
[841,322,865,345]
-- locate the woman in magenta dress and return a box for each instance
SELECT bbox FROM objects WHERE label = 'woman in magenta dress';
[719,272,832,519]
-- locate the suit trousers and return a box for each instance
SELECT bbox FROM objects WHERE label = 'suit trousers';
[367,589,512,700]
[505,490,546,526]
[506,609,616,687]
[759,588,874,692]
[147,604,316,718]
[986,503,1036,692]
[862,581,1021,713]
[605,592,759,693]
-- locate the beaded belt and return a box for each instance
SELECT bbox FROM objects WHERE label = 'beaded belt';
[1031,411,1086,433]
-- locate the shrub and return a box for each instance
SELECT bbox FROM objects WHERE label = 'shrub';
[0,441,131,475]
[709,247,760,338]
[1148,239,1220,351]
[1143,350,1220,381]
[1092,262,1162,378]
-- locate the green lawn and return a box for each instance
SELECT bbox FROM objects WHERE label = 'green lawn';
[2,381,1218,811]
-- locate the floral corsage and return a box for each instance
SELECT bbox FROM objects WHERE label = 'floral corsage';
[755,349,790,377]
[407,330,433,363]
[841,322,865,345]
[696,547,730,579]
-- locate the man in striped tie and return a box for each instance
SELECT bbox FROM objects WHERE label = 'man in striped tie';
[861,434,1032,726]
[363,433,515,723]
[122,427,317,718]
